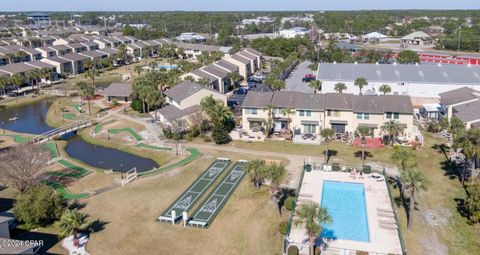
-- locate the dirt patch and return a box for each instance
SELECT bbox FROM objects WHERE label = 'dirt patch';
[421,233,448,255]
[421,207,451,229]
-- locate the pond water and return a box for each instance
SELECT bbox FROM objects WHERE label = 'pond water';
[64,136,159,173]
[0,99,54,134]
[1,98,160,173]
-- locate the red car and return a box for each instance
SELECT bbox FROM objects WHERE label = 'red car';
[302,74,317,82]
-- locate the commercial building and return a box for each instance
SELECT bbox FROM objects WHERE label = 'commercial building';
[439,87,480,129]
[316,63,480,103]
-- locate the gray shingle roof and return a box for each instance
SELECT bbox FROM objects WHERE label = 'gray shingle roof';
[215,60,238,72]
[158,105,201,122]
[439,87,480,105]
[242,91,413,114]
[231,53,250,64]
[192,69,217,82]
[0,62,37,75]
[237,50,257,61]
[242,91,274,108]
[164,81,205,102]
[103,83,132,97]
[79,50,107,59]
[60,53,89,62]
[245,48,262,57]
[271,91,325,110]
[317,63,480,85]
[202,64,229,79]
[452,100,480,122]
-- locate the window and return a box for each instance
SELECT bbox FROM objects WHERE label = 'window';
[306,110,311,117]
[357,113,370,120]
[299,110,305,117]
[245,108,257,115]
[273,108,281,115]
[303,124,317,134]
[327,110,340,117]
[386,112,400,119]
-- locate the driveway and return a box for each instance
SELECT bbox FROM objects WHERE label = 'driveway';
[284,60,315,93]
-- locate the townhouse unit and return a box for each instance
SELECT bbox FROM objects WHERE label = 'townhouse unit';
[80,41,100,51]
[0,45,42,64]
[240,91,415,142]
[65,43,88,53]
[223,48,263,79]
[49,44,73,55]
[182,60,240,94]
[158,81,227,127]
[439,87,480,129]
[40,53,88,75]
[173,42,230,59]
[317,63,480,102]
[35,46,57,58]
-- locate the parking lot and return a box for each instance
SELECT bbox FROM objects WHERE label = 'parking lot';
[284,61,316,93]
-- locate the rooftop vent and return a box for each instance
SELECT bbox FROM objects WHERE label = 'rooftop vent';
[437,63,442,67]
[354,61,358,64]
[393,62,397,65]
[375,62,379,65]
[415,63,419,66]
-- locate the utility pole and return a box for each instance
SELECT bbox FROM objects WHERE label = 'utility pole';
[457,26,462,52]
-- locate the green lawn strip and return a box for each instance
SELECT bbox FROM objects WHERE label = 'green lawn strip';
[108,127,142,141]
[138,148,201,177]
[46,181,89,200]
[49,159,89,179]
[135,143,172,151]
[94,119,116,134]
[63,113,76,119]
[44,142,59,158]
[0,134,29,143]
[71,103,82,113]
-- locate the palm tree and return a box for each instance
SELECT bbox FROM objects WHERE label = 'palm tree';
[16,51,28,62]
[84,69,99,89]
[40,68,52,84]
[134,65,143,76]
[184,75,196,82]
[334,83,347,93]
[309,80,322,93]
[84,59,93,70]
[58,209,90,239]
[294,202,332,255]
[76,81,94,115]
[198,78,211,88]
[401,169,427,229]
[354,77,368,95]
[265,163,287,203]
[227,72,242,88]
[117,44,127,63]
[380,120,405,146]
[320,128,335,163]
[0,76,7,96]
[391,146,418,171]
[9,74,24,95]
[454,128,480,184]
[281,108,295,130]
[5,53,15,64]
[133,76,153,113]
[263,104,276,137]
[270,79,286,91]
[379,84,391,95]
[244,160,266,189]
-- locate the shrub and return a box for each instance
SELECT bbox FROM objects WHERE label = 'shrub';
[362,165,372,174]
[130,99,143,112]
[184,132,193,141]
[284,196,295,211]
[427,120,441,133]
[211,126,230,144]
[110,98,119,107]
[163,128,174,139]
[200,120,211,133]
[278,221,289,235]
[203,135,212,142]
[190,125,200,137]
[13,185,66,228]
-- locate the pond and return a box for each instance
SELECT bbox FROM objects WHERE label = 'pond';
[1,98,160,173]
[64,136,159,173]
[0,98,54,134]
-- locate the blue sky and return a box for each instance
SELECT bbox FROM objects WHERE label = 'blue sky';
[2,0,480,11]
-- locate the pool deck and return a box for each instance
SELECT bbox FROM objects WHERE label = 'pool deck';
[288,170,402,255]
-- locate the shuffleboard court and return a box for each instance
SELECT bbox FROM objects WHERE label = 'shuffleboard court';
[158,158,231,223]
[188,160,247,228]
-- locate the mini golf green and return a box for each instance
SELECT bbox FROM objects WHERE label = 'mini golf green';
[108,127,143,141]
[45,160,91,200]
[71,103,82,113]
[0,134,29,143]
[63,113,76,119]
[44,142,60,158]
[46,181,89,200]
[94,120,116,134]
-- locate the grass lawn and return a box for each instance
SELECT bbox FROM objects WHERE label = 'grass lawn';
[136,143,172,151]
[94,119,116,134]
[108,127,143,141]
[138,148,201,177]
[0,94,51,108]
[0,133,29,143]
[44,142,60,158]
[45,97,103,128]
[81,150,287,255]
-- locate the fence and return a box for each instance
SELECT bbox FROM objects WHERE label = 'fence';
[283,161,407,255]
[122,167,138,186]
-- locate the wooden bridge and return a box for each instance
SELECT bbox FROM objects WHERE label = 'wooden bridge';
[30,119,96,144]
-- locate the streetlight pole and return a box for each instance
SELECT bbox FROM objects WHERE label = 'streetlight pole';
[457,26,462,52]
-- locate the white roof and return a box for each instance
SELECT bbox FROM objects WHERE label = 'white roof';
[422,103,441,112]
[401,31,431,40]
[364,32,387,39]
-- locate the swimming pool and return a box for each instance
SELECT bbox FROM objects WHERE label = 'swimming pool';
[320,180,370,242]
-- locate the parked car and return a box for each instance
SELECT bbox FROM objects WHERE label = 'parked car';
[302,73,317,82]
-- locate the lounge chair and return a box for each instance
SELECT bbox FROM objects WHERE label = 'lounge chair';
[377,208,393,213]
[379,223,398,230]
[378,212,395,218]
[378,219,397,225]
[299,193,313,198]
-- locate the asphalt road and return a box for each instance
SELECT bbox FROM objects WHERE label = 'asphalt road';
[284,60,315,93]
